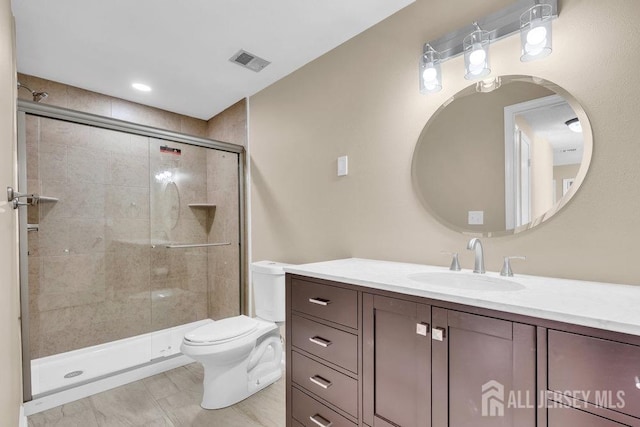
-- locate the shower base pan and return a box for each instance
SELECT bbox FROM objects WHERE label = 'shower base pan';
[24,319,212,415]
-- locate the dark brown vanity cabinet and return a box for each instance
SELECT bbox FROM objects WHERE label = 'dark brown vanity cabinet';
[431,308,536,427]
[286,273,640,427]
[545,330,640,427]
[287,277,361,427]
[363,294,431,427]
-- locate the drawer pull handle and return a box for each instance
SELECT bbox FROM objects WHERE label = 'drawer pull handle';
[309,336,332,348]
[309,298,331,306]
[635,376,640,390]
[309,414,333,427]
[309,375,332,389]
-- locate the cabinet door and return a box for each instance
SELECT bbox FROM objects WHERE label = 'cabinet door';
[432,308,536,427]
[363,294,431,427]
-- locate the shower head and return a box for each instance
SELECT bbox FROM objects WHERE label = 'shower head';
[32,91,48,102]
[17,81,49,103]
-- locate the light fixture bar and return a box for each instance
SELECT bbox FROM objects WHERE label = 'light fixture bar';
[426,0,557,63]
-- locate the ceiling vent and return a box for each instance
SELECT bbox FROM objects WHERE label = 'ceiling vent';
[229,50,271,72]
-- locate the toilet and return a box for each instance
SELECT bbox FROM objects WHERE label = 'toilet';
[180,260,289,410]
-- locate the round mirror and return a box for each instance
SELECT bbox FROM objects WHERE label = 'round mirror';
[412,75,592,236]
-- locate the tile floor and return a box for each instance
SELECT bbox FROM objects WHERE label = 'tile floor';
[28,363,285,427]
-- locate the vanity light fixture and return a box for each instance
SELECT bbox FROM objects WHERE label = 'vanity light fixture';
[565,118,582,133]
[418,0,557,94]
[464,23,491,80]
[520,3,553,61]
[419,44,442,93]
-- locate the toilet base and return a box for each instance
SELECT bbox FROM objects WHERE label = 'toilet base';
[198,332,284,410]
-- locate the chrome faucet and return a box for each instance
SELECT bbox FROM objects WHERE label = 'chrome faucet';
[467,238,485,274]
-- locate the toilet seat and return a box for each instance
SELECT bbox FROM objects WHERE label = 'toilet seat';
[185,315,259,345]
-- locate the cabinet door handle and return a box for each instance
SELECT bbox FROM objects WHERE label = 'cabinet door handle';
[308,297,331,306]
[309,375,332,389]
[432,326,446,341]
[416,322,430,336]
[309,414,333,427]
[309,336,332,347]
[635,376,640,390]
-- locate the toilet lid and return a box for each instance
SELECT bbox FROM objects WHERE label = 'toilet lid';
[185,315,259,344]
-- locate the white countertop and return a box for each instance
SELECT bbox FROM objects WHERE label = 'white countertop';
[284,258,640,336]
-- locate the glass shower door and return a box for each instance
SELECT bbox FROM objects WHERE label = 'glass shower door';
[24,115,154,396]
[148,138,241,335]
[18,102,245,402]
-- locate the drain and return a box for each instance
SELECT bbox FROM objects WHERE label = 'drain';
[64,370,84,379]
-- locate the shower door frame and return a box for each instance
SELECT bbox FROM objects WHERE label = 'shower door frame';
[17,99,248,402]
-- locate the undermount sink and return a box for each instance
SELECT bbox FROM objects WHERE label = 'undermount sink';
[407,272,525,292]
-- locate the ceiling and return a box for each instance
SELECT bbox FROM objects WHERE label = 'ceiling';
[11,0,414,120]
[519,100,584,166]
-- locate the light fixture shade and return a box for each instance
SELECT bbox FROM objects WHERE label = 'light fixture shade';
[419,45,442,94]
[463,28,491,80]
[520,4,553,61]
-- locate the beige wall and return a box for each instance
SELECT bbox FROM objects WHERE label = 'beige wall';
[249,0,640,285]
[554,163,580,203]
[1,0,21,423]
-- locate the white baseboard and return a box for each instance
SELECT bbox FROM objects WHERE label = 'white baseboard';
[24,354,193,416]
[19,405,27,427]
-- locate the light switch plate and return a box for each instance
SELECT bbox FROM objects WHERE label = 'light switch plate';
[468,210,484,225]
[337,155,348,176]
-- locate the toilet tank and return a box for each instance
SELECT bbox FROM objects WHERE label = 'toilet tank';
[251,261,291,322]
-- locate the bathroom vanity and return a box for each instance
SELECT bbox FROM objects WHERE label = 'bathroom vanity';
[284,258,640,427]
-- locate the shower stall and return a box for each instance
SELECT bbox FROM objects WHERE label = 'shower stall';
[15,100,246,405]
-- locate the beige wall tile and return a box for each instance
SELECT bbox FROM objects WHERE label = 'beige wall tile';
[17,74,69,108]
[206,99,247,146]
[66,85,112,117]
[65,181,106,219]
[38,143,66,182]
[68,218,106,254]
[109,152,149,187]
[180,116,207,138]
[68,145,109,184]
[112,99,182,132]
[106,185,149,220]
[105,218,149,250]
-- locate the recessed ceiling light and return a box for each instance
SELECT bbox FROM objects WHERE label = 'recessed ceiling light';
[565,117,582,133]
[132,82,151,92]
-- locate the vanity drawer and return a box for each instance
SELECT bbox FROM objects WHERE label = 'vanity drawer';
[291,315,358,373]
[292,387,356,427]
[291,351,358,417]
[548,330,640,419]
[291,278,358,329]
[548,404,628,427]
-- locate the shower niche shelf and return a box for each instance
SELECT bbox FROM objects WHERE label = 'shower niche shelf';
[188,203,217,208]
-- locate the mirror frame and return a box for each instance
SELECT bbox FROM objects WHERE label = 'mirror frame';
[411,75,593,237]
